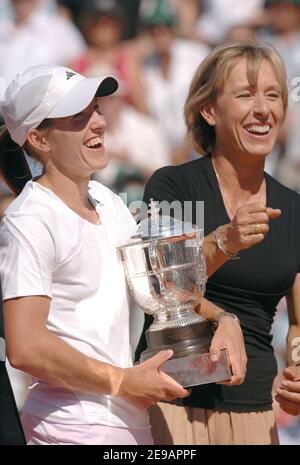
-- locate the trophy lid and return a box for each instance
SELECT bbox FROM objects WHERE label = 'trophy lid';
[133,199,200,240]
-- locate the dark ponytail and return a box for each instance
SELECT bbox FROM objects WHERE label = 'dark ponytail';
[0,126,32,196]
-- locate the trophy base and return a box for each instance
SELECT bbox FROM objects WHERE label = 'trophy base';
[139,321,232,386]
[141,320,213,361]
[160,349,231,387]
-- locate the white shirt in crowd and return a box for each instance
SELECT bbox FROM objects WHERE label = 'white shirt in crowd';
[0,8,85,87]
[143,39,210,147]
[0,180,149,429]
[96,103,171,187]
[197,0,264,43]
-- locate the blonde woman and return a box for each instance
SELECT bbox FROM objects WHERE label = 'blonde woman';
[138,41,300,445]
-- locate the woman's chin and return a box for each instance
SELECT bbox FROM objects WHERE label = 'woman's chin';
[93,156,110,172]
[242,142,275,159]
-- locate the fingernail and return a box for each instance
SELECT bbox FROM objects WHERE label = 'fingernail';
[281,381,289,387]
[210,355,218,362]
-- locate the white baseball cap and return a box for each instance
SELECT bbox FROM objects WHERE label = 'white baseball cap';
[0,65,118,146]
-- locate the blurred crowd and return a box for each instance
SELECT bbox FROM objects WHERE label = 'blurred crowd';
[1,0,300,444]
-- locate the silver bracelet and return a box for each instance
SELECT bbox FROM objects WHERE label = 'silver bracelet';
[215,226,239,260]
[215,311,241,326]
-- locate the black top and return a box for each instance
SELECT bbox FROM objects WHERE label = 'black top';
[136,155,300,412]
[0,289,4,340]
[0,284,26,445]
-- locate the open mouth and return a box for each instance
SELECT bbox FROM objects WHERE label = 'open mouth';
[84,136,103,150]
[244,124,271,137]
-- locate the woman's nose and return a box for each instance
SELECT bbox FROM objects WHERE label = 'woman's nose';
[253,95,269,119]
[90,112,107,131]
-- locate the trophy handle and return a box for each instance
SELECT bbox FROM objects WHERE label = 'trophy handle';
[193,232,207,295]
[149,240,166,295]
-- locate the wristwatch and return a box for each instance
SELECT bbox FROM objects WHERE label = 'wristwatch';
[214,311,241,326]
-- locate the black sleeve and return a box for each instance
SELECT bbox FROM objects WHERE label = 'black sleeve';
[143,165,187,206]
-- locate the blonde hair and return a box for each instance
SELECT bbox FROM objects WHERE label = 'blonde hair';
[184,40,288,154]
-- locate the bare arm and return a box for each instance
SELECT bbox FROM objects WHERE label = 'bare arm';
[286,274,300,366]
[4,296,189,409]
[195,298,247,386]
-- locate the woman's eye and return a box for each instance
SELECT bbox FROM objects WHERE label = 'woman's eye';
[94,105,102,114]
[237,93,251,98]
[267,93,280,99]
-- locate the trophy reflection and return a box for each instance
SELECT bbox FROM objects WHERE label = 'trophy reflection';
[118,200,231,387]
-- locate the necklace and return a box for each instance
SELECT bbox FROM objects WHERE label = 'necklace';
[211,159,236,219]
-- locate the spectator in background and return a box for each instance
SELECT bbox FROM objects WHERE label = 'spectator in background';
[71,0,148,114]
[139,0,210,164]
[56,0,88,27]
[260,0,300,192]
[57,0,141,39]
[196,0,265,45]
[0,0,86,87]
[225,24,257,42]
[170,0,203,41]
[92,67,171,190]
[0,0,55,18]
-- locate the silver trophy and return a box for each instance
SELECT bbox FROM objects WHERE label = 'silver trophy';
[118,200,231,387]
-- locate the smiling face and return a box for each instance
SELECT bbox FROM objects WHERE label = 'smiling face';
[203,58,285,161]
[33,97,108,179]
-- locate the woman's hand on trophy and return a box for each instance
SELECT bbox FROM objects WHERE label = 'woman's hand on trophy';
[115,350,190,409]
[210,315,247,386]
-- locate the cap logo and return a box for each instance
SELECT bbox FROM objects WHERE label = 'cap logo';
[66,71,76,80]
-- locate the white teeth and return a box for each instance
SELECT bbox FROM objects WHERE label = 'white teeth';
[246,125,271,134]
[86,137,102,148]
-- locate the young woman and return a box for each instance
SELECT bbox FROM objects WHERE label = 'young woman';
[138,41,300,444]
[0,64,189,445]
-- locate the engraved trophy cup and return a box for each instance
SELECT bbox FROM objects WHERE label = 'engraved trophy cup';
[118,201,231,387]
